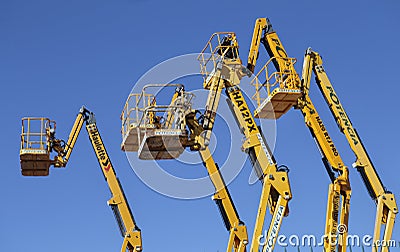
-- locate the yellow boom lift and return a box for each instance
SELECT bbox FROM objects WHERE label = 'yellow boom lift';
[121,84,248,252]
[196,32,292,252]
[248,18,350,251]
[247,17,397,252]
[20,107,142,252]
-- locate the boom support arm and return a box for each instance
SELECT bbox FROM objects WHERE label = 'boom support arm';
[48,107,142,252]
[201,145,249,252]
[198,32,292,251]
[247,18,273,73]
[304,49,398,251]
[225,86,291,252]
[84,113,142,252]
[186,108,249,252]
[249,18,352,251]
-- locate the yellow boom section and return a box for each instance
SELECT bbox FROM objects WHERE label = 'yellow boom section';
[248,18,351,251]
[197,32,292,252]
[20,107,142,252]
[85,119,142,252]
[306,49,397,252]
[248,16,397,251]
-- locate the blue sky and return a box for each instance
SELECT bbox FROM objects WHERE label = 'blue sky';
[1,0,400,251]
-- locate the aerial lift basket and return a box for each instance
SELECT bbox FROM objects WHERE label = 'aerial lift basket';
[197,32,243,89]
[20,117,53,176]
[121,84,194,160]
[250,56,301,119]
[121,92,155,152]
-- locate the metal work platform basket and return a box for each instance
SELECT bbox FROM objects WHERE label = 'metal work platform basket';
[20,117,53,176]
[121,84,194,160]
[197,32,245,89]
[251,56,301,119]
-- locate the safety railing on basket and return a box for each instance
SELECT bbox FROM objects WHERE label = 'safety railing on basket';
[121,84,194,146]
[197,32,240,79]
[20,117,53,152]
[121,93,154,141]
[250,56,298,107]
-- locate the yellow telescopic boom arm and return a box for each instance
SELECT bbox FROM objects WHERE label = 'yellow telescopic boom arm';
[225,86,291,252]
[197,32,292,252]
[82,109,142,252]
[303,49,397,251]
[199,143,249,252]
[20,107,142,252]
[247,18,353,251]
[249,16,397,250]
[247,18,272,74]
[185,92,250,252]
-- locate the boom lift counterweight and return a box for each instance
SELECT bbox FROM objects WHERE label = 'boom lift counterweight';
[20,107,142,252]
